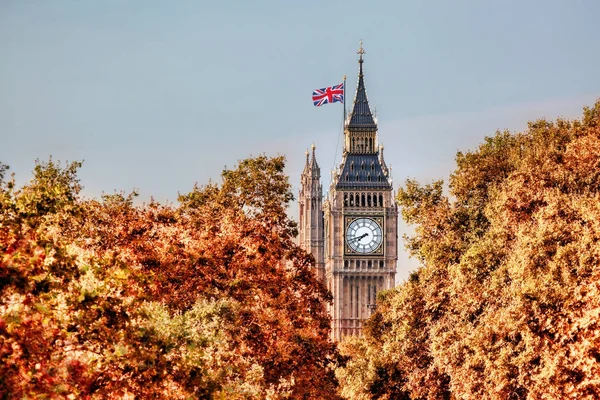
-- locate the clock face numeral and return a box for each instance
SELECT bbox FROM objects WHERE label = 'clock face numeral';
[346,217,383,254]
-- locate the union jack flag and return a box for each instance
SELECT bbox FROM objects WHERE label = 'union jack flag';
[312,82,344,107]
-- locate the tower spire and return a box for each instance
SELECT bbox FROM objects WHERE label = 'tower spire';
[347,41,377,130]
[310,143,320,170]
[303,149,310,173]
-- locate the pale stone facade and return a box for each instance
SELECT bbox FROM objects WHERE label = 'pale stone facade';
[299,47,398,340]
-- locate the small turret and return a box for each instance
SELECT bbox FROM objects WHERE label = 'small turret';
[303,149,310,174]
[379,144,389,177]
[310,143,320,171]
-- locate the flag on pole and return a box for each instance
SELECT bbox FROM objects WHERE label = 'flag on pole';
[312,82,344,107]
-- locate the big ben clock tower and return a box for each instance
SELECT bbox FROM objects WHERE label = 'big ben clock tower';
[299,43,398,340]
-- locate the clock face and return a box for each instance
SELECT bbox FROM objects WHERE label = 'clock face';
[346,217,383,254]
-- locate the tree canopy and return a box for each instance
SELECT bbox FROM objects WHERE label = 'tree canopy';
[336,100,600,399]
[0,155,340,399]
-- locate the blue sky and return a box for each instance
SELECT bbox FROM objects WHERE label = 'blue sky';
[2,0,599,281]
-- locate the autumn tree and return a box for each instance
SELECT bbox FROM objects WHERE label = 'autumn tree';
[337,100,600,399]
[1,156,340,399]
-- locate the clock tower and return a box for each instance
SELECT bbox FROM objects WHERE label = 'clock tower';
[299,43,398,340]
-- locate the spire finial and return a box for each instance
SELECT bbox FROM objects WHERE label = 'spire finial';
[311,143,316,152]
[357,40,366,62]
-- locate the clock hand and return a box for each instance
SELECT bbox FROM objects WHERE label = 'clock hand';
[349,233,369,242]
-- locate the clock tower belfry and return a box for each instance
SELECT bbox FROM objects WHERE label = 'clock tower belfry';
[299,43,398,340]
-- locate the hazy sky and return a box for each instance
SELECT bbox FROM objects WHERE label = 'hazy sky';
[2,0,599,282]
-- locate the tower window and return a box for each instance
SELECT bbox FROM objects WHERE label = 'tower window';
[379,194,383,206]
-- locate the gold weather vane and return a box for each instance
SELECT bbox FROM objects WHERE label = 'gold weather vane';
[357,40,366,61]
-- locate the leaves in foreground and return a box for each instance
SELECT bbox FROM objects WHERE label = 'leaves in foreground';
[0,156,340,399]
[337,100,600,399]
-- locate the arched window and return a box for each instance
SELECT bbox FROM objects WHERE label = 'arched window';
[379,261,384,268]
[379,194,383,206]
[350,193,354,206]
[367,194,371,207]
[344,193,348,206]
[361,194,366,207]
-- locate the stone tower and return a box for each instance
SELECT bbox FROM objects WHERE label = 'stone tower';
[298,144,325,282]
[299,43,398,340]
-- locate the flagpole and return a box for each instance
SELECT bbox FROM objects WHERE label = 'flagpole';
[343,74,347,128]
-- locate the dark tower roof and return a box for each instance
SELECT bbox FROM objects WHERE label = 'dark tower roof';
[335,153,391,189]
[347,43,377,131]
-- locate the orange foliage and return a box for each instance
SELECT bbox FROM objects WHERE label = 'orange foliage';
[338,100,600,400]
[0,156,341,398]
